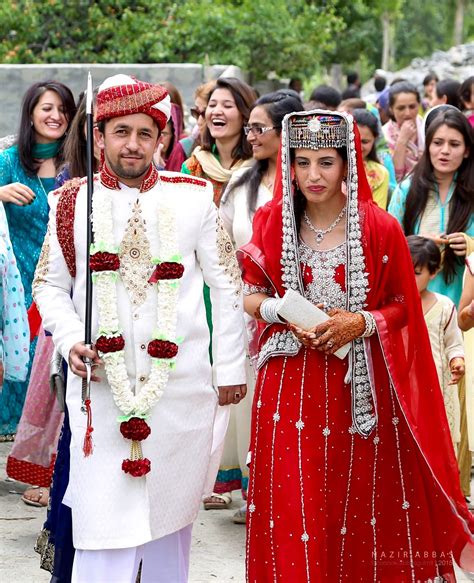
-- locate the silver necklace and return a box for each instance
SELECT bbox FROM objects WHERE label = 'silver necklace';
[303,206,346,245]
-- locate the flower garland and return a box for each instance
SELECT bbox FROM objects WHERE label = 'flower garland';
[90,190,184,477]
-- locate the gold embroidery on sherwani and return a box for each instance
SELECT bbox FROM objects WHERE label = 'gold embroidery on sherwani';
[32,228,51,303]
[119,200,153,307]
[216,215,242,295]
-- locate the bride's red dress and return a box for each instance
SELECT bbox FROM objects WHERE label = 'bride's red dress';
[241,205,474,583]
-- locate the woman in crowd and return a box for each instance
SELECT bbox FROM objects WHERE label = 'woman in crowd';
[460,76,474,127]
[383,81,424,182]
[388,107,473,306]
[160,81,186,138]
[209,91,303,520]
[0,81,75,441]
[430,79,462,110]
[422,72,439,110]
[154,103,187,172]
[182,77,256,205]
[239,109,474,581]
[6,91,98,507]
[389,107,473,499]
[352,108,389,208]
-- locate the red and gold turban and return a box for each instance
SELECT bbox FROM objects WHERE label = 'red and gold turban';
[96,74,171,131]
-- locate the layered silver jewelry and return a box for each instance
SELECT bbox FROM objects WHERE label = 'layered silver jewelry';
[260,297,284,324]
[303,206,347,245]
[357,310,376,337]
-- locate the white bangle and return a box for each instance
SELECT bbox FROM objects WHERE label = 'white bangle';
[260,298,284,324]
[357,310,376,337]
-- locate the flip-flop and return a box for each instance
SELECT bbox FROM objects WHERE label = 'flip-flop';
[21,486,49,508]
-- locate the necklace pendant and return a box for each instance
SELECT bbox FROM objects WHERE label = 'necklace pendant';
[315,232,324,244]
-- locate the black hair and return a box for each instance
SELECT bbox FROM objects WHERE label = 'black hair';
[374,77,387,92]
[424,105,459,134]
[61,89,99,179]
[223,91,303,218]
[388,81,420,108]
[16,80,76,176]
[407,235,441,274]
[423,73,439,87]
[309,85,341,109]
[277,88,303,100]
[435,79,462,109]
[293,147,348,233]
[347,71,359,85]
[460,76,474,110]
[352,108,380,163]
[201,77,257,162]
[403,109,473,283]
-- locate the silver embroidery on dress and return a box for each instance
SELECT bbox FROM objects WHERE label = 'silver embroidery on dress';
[278,110,376,437]
[299,241,346,309]
[257,330,301,370]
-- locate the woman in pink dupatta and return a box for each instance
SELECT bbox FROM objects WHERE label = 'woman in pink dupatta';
[383,81,425,183]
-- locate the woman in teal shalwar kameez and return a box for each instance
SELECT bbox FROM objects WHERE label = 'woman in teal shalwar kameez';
[0,80,75,437]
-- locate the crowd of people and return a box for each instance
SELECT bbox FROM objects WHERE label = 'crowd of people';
[0,66,472,582]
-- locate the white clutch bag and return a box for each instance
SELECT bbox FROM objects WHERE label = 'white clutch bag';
[277,289,351,360]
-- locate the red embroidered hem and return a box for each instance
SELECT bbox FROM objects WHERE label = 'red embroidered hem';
[6,455,56,488]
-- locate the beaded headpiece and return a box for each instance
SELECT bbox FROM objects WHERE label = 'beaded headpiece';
[288,114,347,150]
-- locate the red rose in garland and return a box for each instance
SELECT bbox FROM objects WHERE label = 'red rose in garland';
[95,334,125,353]
[122,458,151,477]
[148,339,178,359]
[90,251,120,272]
[120,417,151,441]
[149,262,184,283]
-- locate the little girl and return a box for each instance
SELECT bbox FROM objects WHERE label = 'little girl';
[408,235,465,447]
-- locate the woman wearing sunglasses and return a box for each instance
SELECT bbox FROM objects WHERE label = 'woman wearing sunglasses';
[182,77,256,205]
[203,91,304,520]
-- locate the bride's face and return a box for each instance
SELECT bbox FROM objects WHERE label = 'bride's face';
[293,147,346,205]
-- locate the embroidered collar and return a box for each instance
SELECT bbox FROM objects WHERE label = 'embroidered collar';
[100,162,159,193]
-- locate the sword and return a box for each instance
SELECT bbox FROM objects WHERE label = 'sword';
[82,71,95,456]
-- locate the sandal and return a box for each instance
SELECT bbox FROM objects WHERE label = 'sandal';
[233,504,247,524]
[21,486,49,508]
[203,492,232,510]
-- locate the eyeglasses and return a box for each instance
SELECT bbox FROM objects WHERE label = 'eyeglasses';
[243,125,278,136]
[190,107,206,120]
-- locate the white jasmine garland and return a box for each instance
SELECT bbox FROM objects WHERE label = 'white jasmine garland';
[92,191,181,418]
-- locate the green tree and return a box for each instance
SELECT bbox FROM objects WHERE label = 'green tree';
[0,0,343,82]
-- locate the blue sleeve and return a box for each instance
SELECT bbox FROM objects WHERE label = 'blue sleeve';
[381,152,397,194]
[388,178,410,227]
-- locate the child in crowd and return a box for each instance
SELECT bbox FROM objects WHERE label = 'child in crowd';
[408,235,465,448]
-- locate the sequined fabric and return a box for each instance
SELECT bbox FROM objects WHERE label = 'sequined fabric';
[246,261,458,582]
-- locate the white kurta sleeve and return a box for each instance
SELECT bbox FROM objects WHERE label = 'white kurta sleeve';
[443,302,464,363]
[196,187,246,386]
[32,192,84,361]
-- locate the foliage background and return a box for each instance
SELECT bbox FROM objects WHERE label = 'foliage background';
[0,0,472,82]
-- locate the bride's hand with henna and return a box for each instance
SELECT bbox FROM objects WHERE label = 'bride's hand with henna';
[309,309,365,355]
